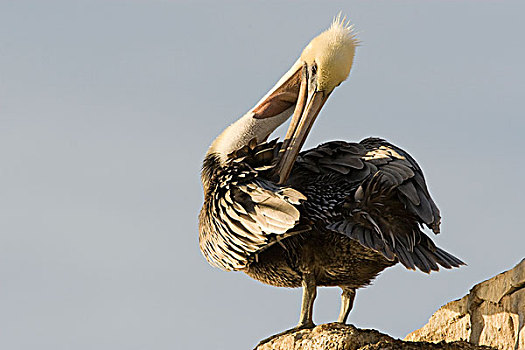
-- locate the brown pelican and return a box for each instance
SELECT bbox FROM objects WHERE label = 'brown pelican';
[199,17,464,330]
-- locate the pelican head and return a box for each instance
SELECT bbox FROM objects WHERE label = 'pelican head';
[266,16,358,183]
[205,16,358,186]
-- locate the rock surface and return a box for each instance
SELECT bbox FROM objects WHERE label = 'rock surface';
[405,259,525,350]
[255,323,491,350]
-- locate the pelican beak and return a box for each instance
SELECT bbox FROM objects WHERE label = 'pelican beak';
[275,65,331,184]
[250,63,331,184]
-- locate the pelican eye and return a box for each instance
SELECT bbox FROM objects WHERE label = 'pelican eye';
[311,62,318,75]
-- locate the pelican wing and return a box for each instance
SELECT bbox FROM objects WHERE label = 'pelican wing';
[293,137,464,272]
[199,141,306,271]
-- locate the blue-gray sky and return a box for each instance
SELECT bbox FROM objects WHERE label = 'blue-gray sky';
[1,1,524,349]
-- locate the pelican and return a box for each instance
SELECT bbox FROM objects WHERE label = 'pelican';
[199,17,464,330]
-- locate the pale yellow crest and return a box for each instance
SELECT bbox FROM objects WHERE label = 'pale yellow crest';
[300,14,359,92]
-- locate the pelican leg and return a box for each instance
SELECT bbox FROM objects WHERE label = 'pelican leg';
[298,274,317,328]
[255,275,317,347]
[337,287,356,324]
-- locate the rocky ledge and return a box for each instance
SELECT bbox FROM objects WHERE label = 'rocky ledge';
[255,323,491,350]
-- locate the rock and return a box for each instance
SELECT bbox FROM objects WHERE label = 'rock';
[255,323,491,350]
[405,259,525,350]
